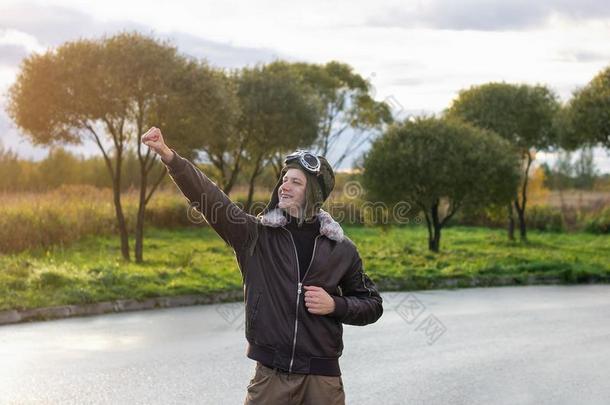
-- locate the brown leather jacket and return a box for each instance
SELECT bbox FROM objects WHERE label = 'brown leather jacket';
[165,149,383,376]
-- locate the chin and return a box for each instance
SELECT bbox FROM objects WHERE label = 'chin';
[278,201,297,211]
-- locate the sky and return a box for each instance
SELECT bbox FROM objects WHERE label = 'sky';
[1,0,609,171]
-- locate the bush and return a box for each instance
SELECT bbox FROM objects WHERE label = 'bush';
[450,204,565,232]
[525,205,564,232]
[450,204,506,229]
[584,206,610,234]
[37,271,71,288]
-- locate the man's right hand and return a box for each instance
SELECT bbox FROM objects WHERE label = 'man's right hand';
[141,126,174,163]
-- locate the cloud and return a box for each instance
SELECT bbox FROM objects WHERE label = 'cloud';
[0,2,293,161]
[162,31,292,68]
[365,0,610,31]
[0,4,136,48]
[0,44,29,67]
[0,3,290,69]
[553,49,610,63]
[389,77,431,87]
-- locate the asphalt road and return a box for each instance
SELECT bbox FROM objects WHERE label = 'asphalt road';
[1,285,609,404]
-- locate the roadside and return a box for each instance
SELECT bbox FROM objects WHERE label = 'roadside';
[1,225,609,325]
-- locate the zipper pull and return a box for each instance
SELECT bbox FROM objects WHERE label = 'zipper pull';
[297,282,302,295]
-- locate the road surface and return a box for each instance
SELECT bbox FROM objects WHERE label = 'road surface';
[1,285,609,404]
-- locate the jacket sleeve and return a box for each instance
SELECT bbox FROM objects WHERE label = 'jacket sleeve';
[329,250,383,326]
[163,149,258,256]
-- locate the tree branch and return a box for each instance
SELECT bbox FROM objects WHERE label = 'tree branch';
[144,168,167,206]
[84,122,115,180]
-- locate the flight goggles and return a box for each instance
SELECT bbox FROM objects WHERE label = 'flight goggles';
[284,150,321,175]
[283,150,329,200]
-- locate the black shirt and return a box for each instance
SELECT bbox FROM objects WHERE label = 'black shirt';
[282,210,321,282]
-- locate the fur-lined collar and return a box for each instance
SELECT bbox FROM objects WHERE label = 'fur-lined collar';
[258,208,345,242]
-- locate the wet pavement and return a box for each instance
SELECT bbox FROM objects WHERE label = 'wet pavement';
[1,285,609,404]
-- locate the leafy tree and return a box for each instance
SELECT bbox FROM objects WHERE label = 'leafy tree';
[7,32,228,262]
[236,62,319,210]
[560,66,610,150]
[160,63,242,194]
[447,82,560,241]
[287,61,393,170]
[362,117,520,252]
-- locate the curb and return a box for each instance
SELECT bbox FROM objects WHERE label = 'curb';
[2,275,609,326]
[376,274,610,291]
[0,290,243,326]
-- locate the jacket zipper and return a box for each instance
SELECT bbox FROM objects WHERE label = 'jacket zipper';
[282,227,321,373]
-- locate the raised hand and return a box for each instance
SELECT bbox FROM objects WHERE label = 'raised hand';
[141,126,173,163]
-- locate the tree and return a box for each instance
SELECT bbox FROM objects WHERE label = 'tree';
[161,64,242,195]
[560,65,610,150]
[7,32,228,262]
[573,147,598,190]
[362,117,520,252]
[287,61,393,170]
[236,62,319,210]
[37,147,82,189]
[0,143,23,192]
[447,82,560,241]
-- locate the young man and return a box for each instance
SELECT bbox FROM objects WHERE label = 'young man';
[142,127,383,405]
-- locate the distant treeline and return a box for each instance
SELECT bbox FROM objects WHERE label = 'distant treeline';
[0,145,282,193]
[1,144,607,193]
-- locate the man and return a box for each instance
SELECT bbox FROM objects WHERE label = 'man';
[141,127,383,405]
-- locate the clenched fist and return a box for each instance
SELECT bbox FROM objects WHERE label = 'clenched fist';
[303,285,336,315]
[141,126,174,163]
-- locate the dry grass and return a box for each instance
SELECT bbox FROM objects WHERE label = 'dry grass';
[0,185,269,254]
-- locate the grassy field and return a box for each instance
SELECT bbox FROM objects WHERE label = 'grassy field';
[2,185,609,255]
[1,225,609,312]
[0,186,273,254]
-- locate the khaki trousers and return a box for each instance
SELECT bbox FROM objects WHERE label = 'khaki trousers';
[244,361,346,405]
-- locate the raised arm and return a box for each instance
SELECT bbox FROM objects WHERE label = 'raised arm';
[141,127,259,257]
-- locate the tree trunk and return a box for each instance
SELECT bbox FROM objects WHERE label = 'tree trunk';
[515,200,527,241]
[515,150,534,241]
[427,201,442,252]
[112,172,130,261]
[205,142,245,196]
[221,146,245,195]
[222,170,238,195]
[428,225,441,252]
[245,154,264,212]
[507,202,515,241]
[134,167,147,263]
[86,123,129,261]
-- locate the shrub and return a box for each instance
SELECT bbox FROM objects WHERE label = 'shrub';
[525,205,564,232]
[584,205,610,234]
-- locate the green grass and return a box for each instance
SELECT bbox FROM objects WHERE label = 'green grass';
[357,225,610,290]
[1,225,609,311]
[0,227,242,311]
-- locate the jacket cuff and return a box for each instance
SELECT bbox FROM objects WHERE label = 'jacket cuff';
[163,149,185,174]
[330,295,348,319]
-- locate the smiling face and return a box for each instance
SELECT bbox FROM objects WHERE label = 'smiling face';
[277,168,307,217]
